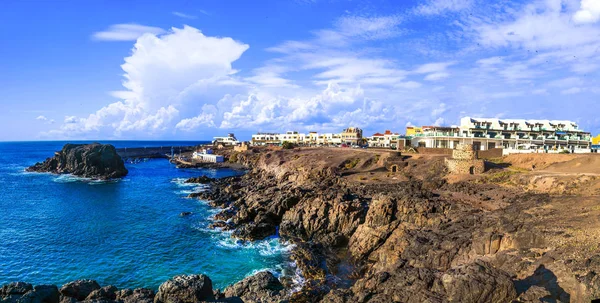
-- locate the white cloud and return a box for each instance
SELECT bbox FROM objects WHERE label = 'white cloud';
[176,112,216,131]
[36,115,47,121]
[415,0,473,15]
[64,116,78,123]
[532,88,549,95]
[561,87,582,94]
[46,26,249,138]
[172,12,198,19]
[424,72,450,81]
[395,81,422,89]
[414,61,456,74]
[92,24,166,41]
[413,61,455,81]
[333,15,403,40]
[574,0,600,23]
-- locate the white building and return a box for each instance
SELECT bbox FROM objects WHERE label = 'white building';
[192,149,224,163]
[368,130,400,148]
[410,117,592,153]
[251,128,362,146]
[213,133,239,146]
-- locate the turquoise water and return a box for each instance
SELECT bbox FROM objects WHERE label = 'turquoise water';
[0,141,291,290]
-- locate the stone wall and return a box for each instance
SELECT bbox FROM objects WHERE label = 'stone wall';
[415,147,453,155]
[446,144,485,174]
[479,148,503,159]
[415,147,502,160]
[446,158,485,174]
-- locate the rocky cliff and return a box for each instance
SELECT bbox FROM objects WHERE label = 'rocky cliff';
[188,148,600,302]
[27,143,128,180]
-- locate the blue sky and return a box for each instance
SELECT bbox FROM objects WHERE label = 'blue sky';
[1,0,599,141]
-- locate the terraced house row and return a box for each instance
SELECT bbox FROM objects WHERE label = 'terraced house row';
[407,117,594,153]
[249,117,598,154]
[251,127,364,146]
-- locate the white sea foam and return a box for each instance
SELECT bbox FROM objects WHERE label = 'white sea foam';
[51,174,121,184]
[216,235,295,257]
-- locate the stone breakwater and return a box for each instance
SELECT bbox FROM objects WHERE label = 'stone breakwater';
[187,148,600,302]
[0,272,284,303]
[26,143,128,180]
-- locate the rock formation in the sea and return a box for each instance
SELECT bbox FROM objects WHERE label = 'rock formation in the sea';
[184,175,214,184]
[26,143,128,179]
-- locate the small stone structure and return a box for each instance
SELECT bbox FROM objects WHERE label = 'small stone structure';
[384,152,406,173]
[234,142,249,152]
[445,144,485,174]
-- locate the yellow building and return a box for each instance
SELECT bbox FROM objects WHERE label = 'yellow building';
[406,126,423,137]
[593,135,600,145]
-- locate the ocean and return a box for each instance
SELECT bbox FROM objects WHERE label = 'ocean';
[0,141,292,290]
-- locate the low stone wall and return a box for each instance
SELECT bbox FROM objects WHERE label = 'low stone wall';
[414,147,503,159]
[479,148,503,159]
[415,147,453,155]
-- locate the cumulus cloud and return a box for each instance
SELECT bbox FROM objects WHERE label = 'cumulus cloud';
[415,0,473,15]
[92,24,166,41]
[44,25,397,139]
[36,115,47,121]
[574,0,600,23]
[45,26,249,138]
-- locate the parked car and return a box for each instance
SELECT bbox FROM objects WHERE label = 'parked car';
[340,144,349,148]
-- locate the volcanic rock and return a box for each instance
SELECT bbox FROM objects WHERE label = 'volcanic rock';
[223,271,284,303]
[27,143,128,179]
[154,275,213,303]
[59,280,101,301]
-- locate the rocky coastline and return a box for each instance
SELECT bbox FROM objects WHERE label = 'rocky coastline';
[11,146,600,302]
[26,143,128,180]
[0,272,283,303]
[185,148,600,302]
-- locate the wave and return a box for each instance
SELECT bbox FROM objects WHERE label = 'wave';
[52,174,121,184]
[216,236,295,257]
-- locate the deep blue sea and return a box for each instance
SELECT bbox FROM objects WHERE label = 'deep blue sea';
[0,141,291,290]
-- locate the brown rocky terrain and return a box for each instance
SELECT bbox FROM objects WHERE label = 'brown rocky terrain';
[190,148,600,302]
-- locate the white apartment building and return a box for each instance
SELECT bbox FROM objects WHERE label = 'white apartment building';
[368,130,401,148]
[410,117,592,153]
[251,128,363,146]
[213,133,239,146]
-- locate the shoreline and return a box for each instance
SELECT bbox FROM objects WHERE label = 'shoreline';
[7,144,600,302]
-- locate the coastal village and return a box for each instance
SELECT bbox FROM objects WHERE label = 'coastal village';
[207,116,599,155]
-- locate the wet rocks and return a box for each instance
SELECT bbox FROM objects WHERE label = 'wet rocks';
[86,285,118,301]
[184,176,214,184]
[231,222,276,241]
[154,275,213,303]
[26,143,128,179]
[223,271,284,303]
[116,288,155,303]
[59,280,101,301]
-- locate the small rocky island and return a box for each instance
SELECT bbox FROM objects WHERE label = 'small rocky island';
[27,143,128,180]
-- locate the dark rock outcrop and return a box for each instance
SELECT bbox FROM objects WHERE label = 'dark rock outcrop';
[27,143,128,179]
[59,280,101,301]
[116,288,155,303]
[154,275,213,303]
[184,176,214,184]
[223,271,284,303]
